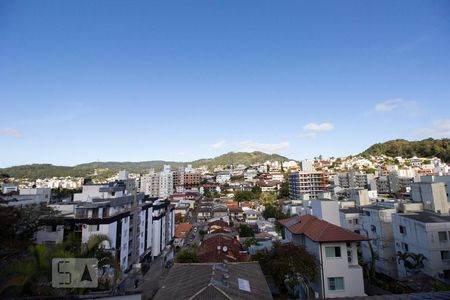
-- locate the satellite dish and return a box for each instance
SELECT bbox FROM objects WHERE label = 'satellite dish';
[222,246,228,252]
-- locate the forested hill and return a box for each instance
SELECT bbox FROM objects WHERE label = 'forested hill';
[361,138,450,162]
[0,151,290,179]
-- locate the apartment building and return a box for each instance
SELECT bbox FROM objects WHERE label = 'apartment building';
[302,199,340,226]
[339,207,363,234]
[140,169,160,197]
[411,182,449,214]
[173,165,201,192]
[0,187,51,207]
[159,165,174,199]
[392,211,450,282]
[288,171,328,200]
[36,172,175,271]
[216,171,231,184]
[360,205,398,278]
[335,171,374,189]
[279,215,367,298]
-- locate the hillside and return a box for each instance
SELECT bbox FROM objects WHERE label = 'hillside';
[0,151,290,179]
[361,138,450,162]
[191,151,289,169]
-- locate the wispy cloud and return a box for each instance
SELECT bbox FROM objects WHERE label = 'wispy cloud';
[373,99,404,112]
[303,122,335,132]
[393,35,430,54]
[176,152,186,156]
[0,128,23,138]
[210,140,227,149]
[413,120,450,137]
[371,98,420,115]
[299,122,335,138]
[237,141,289,154]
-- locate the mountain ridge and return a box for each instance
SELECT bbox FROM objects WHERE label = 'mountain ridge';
[360,138,450,162]
[0,151,290,179]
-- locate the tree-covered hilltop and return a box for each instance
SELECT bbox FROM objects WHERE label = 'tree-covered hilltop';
[361,138,450,162]
[0,151,291,180]
[191,151,290,169]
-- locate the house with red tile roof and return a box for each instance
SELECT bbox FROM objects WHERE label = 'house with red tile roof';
[175,223,193,239]
[197,233,249,263]
[279,215,368,298]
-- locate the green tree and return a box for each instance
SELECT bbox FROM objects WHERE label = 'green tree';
[239,224,255,237]
[252,243,317,293]
[234,191,253,202]
[243,237,260,248]
[251,186,262,198]
[0,234,121,297]
[176,249,199,263]
[278,181,289,199]
[262,204,286,220]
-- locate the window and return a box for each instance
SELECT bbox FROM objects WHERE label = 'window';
[399,226,406,234]
[348,220,353,224]
[441,251,450,260]
[371,225,376,233]
[88,224,99,232]
[328,277,344,291]
[402,243,409,252]
[354,219,359,224]
[438,231,448,241]
[325,246,341,258]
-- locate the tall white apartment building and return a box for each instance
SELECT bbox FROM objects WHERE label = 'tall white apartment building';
[159,165,174,199]
[360,205,398,278]
[140,169,160,197]
[36,172,175,272]
[139,165,174,200]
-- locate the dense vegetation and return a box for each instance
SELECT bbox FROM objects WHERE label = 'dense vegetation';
[361,138,450,162]
[252,243,317,296]
[1,151,291,180]
[191,151,289,169]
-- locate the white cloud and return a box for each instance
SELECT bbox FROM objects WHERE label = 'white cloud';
[373,99,405,112]
[303,122,335,132]
[413,120,450,137]
[210,140,227,149]
[372,98,419,114]
[237,141,289,154]
[0,128,22,138]
[176,152,186,156]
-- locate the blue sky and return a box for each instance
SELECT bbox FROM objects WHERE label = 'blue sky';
[1,0,449,167]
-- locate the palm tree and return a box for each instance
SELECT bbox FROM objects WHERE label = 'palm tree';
[397,251,427,275]
[81,234,122,289]
[0,244,58,296]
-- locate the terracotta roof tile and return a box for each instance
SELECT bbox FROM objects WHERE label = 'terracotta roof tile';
[279,215,367,243]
